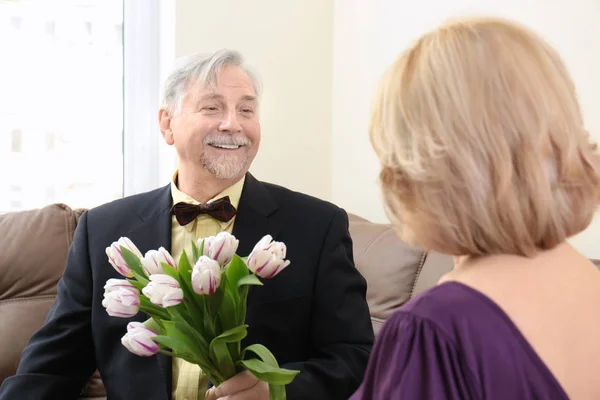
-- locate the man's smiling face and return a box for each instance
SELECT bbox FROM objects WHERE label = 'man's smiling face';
[166,65,260,180]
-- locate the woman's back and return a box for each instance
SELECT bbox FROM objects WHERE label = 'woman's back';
[444,243,600,399]
[351,245,600,399]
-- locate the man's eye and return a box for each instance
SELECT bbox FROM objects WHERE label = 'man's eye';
[241,109,253,113]
[204,107,218,111]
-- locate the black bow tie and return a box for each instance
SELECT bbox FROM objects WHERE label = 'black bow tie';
[170,196,237,226]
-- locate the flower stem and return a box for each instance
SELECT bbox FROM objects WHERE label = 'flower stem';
[140,305,170,320]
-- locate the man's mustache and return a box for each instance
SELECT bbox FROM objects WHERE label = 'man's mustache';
[203,135,251,147]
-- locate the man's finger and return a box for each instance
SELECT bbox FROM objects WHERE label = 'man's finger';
[214,371,259,397]
[205,387,218,400]
[217,382,265,400]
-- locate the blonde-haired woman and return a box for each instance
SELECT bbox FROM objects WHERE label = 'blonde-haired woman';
[351,17,600,399]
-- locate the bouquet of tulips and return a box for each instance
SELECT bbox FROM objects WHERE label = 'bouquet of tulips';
[102,232,299,400]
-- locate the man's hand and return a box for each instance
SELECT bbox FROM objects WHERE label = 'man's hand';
[205,371,269,400]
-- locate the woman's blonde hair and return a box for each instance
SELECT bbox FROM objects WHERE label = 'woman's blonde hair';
[371,17,600,257]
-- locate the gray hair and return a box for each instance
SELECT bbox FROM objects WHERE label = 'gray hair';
[161,49,261,115]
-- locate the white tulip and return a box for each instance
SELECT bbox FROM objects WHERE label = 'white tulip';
[105,237,143,278]
[141,274,183,308]
[104,278,139,295]
[121,322,159,357]
[141,247,177,275]
[191,256,222,295]
[102,287,140,318]
[200,232,239,265]
[247,235,291,279]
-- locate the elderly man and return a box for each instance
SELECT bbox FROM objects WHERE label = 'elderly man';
[0,49,374,400]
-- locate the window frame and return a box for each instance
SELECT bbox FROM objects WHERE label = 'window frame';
[123,0,176,197]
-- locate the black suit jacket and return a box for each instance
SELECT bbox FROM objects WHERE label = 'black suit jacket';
[0,174,374,400]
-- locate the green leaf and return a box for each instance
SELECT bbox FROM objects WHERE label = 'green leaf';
[178,250,193,277]
[147,317,165,334]
[179,269,219,339]
[237,358,300,385]
[242,344,279,367]
[228,341,240,368]
[127,278,146,292]
[130,269,150,287]
[238,284,249,326]
[268,383,287,400]
[120,246,148,280]
[211,324,248,344]
[139,296,170,320]
[239,344,299,397]
[161,263,181,281]
[167,303,202,338]
[237,274,263,288]
[209,325,249,381]
[163,320,214,369]
[153,337,223,385]
[171,250,213,336]
[198,238,205,257]
[182,280,209,334]
[217,289,238,332]
[152,335,194,357]
[225,256,253,323]
[210,339,235,379]
[192,240,200,264]
[205,274,226,319]
[226,255,250,290]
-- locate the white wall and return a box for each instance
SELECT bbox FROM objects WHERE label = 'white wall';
[171,0,334,201]
[331,0,600,258]
[167,1,600,257]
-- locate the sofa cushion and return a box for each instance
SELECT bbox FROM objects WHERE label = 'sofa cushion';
[0,204,83,382]
[347,214,453,334]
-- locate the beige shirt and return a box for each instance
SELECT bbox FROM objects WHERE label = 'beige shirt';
[170,171,245,400]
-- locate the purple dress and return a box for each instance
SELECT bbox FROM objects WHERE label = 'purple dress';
[350,282,569,399]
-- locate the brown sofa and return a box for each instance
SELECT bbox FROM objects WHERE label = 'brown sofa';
[0,203,455,399]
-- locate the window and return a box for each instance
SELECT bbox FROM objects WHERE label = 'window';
[45,132,56,151]
[0,0,167,214]
[0,0,125,212]
[11,129,22,153]
[10,16,21,30]
[45,20,55,37]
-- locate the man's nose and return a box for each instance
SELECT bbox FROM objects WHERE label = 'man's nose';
[218,111,242,133]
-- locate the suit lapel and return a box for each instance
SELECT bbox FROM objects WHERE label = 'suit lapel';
[232,174,280,305]
[123,184,173,398]
[232,173,279,256]
[126,184,173,254]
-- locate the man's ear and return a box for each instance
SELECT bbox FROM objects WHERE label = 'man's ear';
[159,108,174,145]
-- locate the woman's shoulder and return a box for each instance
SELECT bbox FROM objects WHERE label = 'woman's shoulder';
[392,281,499,335]
[372,281,569,400]
[389,281,537,353]
[351,282,570,400]
[350,283,486,399]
